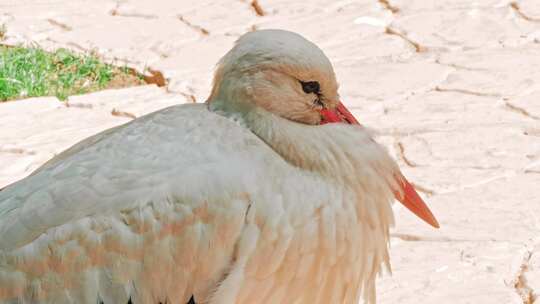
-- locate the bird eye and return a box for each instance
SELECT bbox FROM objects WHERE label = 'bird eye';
[300,81,320,94]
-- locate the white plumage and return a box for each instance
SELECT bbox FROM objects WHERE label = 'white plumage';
[0,30,437,304]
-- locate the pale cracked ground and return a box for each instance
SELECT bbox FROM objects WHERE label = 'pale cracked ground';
[1,0,540,303]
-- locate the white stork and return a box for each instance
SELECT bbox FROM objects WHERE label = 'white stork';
[0,29,438,304]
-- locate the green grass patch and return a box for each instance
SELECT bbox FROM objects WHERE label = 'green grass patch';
[0,45,145,101]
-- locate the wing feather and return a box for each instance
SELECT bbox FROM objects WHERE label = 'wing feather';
[0,104,283,303]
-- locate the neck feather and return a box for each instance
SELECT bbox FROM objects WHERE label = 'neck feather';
[243,107,397,184]
[242,106,400,302]
[240,105,399,226]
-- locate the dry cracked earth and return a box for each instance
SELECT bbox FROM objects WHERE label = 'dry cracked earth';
[1,0,540,303]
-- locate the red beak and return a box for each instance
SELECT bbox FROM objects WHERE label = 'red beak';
[320,102,440,228]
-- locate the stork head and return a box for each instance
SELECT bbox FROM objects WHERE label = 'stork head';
[207,29,357,125]
[207,29,439,229]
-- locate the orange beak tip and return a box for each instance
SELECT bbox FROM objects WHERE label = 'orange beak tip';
[396,175,440,229]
